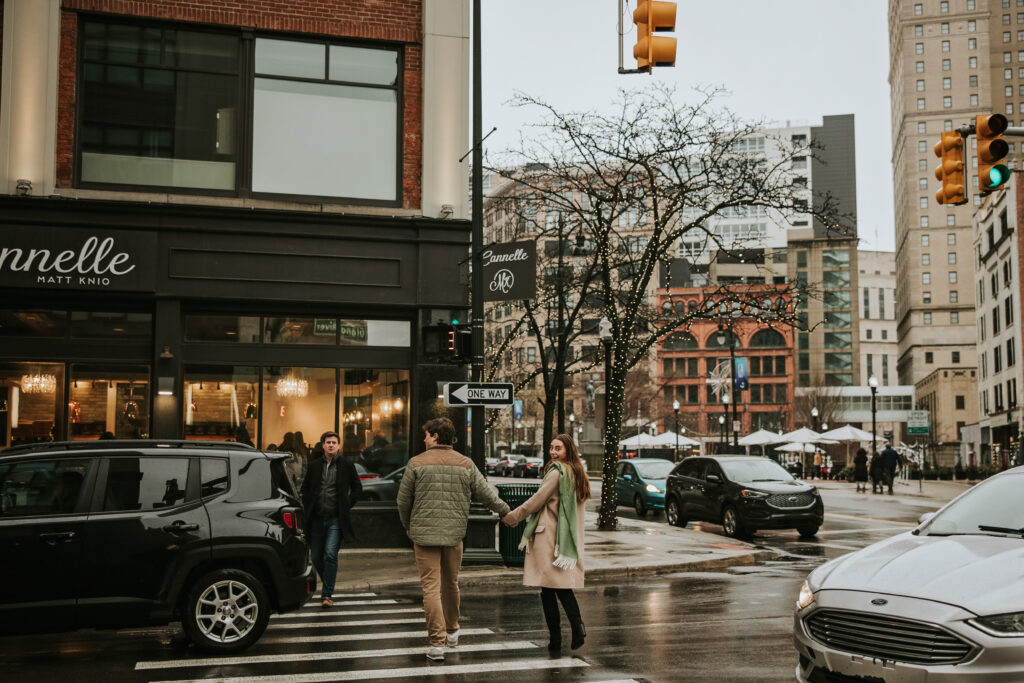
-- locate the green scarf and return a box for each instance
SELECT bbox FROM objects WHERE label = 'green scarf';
[519,461,580,570]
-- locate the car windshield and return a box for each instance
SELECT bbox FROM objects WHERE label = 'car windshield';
[718,459,793,483]
[923,475,1024,536]
[634,461,675,479]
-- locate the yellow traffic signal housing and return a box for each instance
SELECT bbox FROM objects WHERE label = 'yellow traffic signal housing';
[977,113,1011,193]
[633,1,677,71]
[933,131,966,206]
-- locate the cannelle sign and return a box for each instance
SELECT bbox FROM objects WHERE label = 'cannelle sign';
[0,227,156,291]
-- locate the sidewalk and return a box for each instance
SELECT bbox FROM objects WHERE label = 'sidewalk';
[335,510,775,593]
[810,477,975,501]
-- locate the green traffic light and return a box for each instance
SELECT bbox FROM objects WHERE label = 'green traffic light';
[990,165,1010,188]
[451,319,460,325]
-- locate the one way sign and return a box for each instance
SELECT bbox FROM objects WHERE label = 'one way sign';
[443,382,514,407]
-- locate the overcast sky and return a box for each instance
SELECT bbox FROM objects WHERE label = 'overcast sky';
[481,0,894,253]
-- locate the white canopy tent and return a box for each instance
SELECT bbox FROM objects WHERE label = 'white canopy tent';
[617,433,658,449]
[649,431,701,448]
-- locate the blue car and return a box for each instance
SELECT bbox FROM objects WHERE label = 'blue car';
[616,457,676,516]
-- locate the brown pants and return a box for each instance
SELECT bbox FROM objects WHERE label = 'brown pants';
[413,542,463,647]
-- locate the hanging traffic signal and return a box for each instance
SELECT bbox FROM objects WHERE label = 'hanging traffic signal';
[633,1,677,72]
[933,131,966,206]
[977,113,1010,193]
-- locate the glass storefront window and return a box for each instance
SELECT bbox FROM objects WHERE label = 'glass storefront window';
[69,364,150,439]
[264,366,335,486]
[183,366,259,445]
[0,363,65,447]
[70,311,152,339]
[0,310,67,337]
[339,368,409,476]
[264,317,336,345]
[184,315,261,342]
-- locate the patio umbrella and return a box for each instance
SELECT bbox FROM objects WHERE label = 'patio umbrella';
[649,431,701,448]
[776,442,825,453]
[779,427,826,443]
[617,433,658,449]
[737,428,786,456]
[820,424,876,469]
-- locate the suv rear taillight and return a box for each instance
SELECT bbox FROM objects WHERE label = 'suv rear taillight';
[281,506,302,530]
[359,473,379,480]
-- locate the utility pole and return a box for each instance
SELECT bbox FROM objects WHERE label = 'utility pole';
[470,0,484,470]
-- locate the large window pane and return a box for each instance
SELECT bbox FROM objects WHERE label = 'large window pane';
[70,311,152,339]
[69,364,151,439]
[255,38,325,79]
[252,78,396,200]
[1,363,64,447]
[263,367,335,482]
[184,315,261,342]
[824,311,851,328]
[824,353,853,371]
[823,270,851,289]
[339,368,409,475]
[824,290,851,309]
[0,310,67,337]
[264,317,335,345]
[824,332,852,349]
[329,45,398,85]
[183,366,259,445]
[79,20,239,191]
[822,250,851,268]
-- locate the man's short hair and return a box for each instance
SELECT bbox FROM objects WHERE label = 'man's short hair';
[421,417,455,445]
[321,431,340,443]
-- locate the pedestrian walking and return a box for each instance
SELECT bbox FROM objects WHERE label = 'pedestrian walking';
[502,434,591,653]
[869,450,883,494]
[880,442,901,494]
[853,447,869,493]
[396,417,510,662]
[300,430,362,608]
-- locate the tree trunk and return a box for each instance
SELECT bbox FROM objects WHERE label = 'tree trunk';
[598,344,626,530]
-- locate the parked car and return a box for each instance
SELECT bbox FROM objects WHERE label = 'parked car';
[616,458,674,516]
[515,456,545,478]
[0,440,313,653]
[495,455,524,477]
[485,457,500,475]
[664,455,823,538]
[793,466,1024,682]
[360,466,405,501]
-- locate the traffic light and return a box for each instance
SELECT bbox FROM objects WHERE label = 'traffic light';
[422,323,472,363]
[933,131,966,206]
[976,113,1010,193]
[633,1,676,72]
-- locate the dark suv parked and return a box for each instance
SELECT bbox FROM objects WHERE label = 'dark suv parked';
[664,455,823,539]
[0,440,313,653]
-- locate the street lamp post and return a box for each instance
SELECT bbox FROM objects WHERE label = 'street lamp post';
[811,407,819,432]
[717,323,740,447]
[569,413,576,444]
[673,399,680,462]
[718,414,726,451]
[869,375,879,454]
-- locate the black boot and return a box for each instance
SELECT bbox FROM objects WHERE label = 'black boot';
[555,589,586,650]
[540,589,561,651]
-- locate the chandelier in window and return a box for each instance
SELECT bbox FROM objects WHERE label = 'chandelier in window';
[275,376,308,398]
[21,373,57,394]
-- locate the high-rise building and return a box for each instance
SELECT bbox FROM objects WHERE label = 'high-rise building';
[858,251,899,387]
[888,0,999,462]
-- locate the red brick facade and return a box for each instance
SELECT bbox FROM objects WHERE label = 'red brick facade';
[55,0,423,209]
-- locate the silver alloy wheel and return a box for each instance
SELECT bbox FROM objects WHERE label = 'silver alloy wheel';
[194,579,259,643]
[666,499,679,525]
[722,506,737,536]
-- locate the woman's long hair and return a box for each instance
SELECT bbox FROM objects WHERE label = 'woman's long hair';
[552,433,591,503]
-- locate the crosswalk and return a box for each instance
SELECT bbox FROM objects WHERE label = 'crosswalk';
[133,591,637,683]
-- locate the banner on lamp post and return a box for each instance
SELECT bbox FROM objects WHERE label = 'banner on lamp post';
[482,241,536,301]
[733,357,749,391]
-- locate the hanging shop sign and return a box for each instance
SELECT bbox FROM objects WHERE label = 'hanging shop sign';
[482,240,536,302]
[0,226,156,291]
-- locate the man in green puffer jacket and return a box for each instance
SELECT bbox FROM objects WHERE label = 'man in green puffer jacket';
[397,416,509,661]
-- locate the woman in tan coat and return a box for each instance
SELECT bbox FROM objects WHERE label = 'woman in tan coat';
[503,434,591,651]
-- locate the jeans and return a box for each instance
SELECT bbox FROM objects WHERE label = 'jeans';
[309,516,340,598]
[413,542,463,647]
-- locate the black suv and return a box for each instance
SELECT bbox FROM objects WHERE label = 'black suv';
[664,455,823,539]
[0,440,313,653]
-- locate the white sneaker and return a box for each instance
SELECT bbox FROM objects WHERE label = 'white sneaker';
[426,646,445,661]
[445,630,460,648]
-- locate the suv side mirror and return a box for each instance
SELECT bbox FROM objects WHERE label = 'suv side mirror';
[706,474,721,484]
[622,474,632,481]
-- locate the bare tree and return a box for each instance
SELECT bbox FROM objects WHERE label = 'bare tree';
[488,85,850,529]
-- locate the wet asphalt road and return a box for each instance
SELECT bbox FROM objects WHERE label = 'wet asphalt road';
[0,481,953,683]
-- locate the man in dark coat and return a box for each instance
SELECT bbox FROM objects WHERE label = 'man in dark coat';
[880,442,901,494]
[300,430,362,607]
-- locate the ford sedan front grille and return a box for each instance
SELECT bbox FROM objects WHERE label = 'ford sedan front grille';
[767,493,815,507]
[805,609,973,665]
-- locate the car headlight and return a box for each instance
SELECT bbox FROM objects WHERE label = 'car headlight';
[796,580,815,610]
[740,488,769,498]
[969,612,1024,637]
[645,483,662,493]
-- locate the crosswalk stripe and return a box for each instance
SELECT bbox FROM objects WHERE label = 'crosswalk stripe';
[149,656,587,682]
[260,627,493,645]
[268,617,424,630]
[272,607,422,620]
[327,593,377,598]
[297,599,399,609]
[135,640,538,671]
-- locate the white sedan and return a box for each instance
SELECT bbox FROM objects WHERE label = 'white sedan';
[793,466,1024,682]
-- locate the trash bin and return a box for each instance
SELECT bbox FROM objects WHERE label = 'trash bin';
[495,482,540,566]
